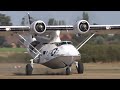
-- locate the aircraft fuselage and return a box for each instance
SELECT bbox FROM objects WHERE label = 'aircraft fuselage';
[33,41,81,69]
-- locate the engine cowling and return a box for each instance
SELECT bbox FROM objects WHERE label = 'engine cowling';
[30,20,46,34]
[74,20,90,34]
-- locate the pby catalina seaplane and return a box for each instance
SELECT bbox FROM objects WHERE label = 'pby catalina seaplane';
[0,13,120,75]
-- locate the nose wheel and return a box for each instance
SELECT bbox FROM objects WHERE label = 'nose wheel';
[66,67,71,75]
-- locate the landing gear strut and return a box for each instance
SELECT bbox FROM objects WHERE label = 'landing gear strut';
[26,59,34,75]
[75,61,84,74]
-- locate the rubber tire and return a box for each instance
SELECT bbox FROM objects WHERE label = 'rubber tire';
[66,67,71,75]
[77,62,84,74]
[26,64,33,75]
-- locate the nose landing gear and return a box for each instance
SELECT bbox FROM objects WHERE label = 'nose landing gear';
[66,66,71,75]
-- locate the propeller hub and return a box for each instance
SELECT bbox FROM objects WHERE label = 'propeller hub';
[30,20,46,34]
[79,22,89,32]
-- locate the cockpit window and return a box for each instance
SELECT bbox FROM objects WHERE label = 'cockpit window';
[61,42,67,45]
[67,41,72,44]
[54,41,72,46]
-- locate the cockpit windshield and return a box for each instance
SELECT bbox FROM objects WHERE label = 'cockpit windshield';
[52,41,73,46]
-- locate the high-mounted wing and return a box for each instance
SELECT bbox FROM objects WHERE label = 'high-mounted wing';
[0,20,120,34]
[46,20,120,34]
[46,25,73,30]
[0,26,30,32]
[90,25,120,34]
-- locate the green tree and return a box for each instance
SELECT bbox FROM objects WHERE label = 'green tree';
[58,20,62,25]
[0,13,13,47]
[82,11,89,22]
[48,18,55,25]
[93,23,98,25]
[94,36,105,44]
[21,16,36,25]
[0,13,12,26]
[54,20,58,25]
[59,20,66,25]
[21,17,25,25]
[0,36,6,47]
[48,18,66,25]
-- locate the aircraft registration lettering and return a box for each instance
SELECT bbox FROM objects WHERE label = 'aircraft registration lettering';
[51,48,59,56]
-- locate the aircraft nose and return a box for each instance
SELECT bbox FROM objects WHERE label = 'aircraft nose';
[58,45,80,56]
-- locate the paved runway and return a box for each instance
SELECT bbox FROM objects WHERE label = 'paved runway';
[0,62,120,79]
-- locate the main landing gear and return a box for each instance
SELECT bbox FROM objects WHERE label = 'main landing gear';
[26,59,34,75]
[75,61,84,74]
[65,61,84,75]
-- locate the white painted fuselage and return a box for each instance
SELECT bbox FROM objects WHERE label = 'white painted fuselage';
[28,31,81,69]
[33,42,81,69]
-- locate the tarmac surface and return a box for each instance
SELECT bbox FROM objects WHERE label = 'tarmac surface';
[0,62,120,79]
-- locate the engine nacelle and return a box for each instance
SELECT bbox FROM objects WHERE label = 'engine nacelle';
[30,20,46,34]
[74,20,90,34]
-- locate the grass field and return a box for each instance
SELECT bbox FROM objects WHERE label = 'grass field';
[0,48,26,53]
[0,48,31,63]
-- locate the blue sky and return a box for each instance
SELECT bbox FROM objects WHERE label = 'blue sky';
[0,11,120,25]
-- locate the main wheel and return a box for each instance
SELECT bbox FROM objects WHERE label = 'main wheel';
[77,62,84,74]
[26,64,33,75]
[66,67,71,75]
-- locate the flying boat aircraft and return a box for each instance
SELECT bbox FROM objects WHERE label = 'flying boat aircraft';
[0,13,120,75]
